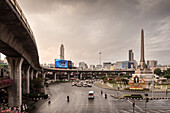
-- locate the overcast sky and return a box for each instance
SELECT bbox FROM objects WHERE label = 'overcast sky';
[15,0,170,66]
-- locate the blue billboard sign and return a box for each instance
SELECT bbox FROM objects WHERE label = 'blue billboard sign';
[55,59,68,68]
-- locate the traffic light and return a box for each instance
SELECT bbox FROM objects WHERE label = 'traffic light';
[146,98,149,102]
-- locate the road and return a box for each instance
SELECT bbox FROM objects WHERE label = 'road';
[32,82,170,113]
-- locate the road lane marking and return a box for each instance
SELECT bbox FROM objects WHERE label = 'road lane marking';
[118,91,144,112]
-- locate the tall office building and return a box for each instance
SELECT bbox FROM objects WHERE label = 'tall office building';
[129,50,134,61]
[103,62,112,70]
[60,44,64,60]
[147,60,157,68]
[90,65,95,70]
[79,62,88,69]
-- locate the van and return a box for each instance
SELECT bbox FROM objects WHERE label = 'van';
[88,91,94,99]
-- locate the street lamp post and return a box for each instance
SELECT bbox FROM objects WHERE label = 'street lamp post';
[166,88,168,98]
[99,52,101,65]
[152,75,154,98]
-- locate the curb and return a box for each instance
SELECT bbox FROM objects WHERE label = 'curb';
[94,83,170,93]
[110,95,170,100]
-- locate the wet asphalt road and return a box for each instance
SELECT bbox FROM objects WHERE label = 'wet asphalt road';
[32,82,170,113]
[32,82,117,113]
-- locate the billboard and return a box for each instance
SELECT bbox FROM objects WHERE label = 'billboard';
[68,61,72,68]
[55,59,68,68]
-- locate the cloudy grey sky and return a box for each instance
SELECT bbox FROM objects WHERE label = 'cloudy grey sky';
[16,0,170,66]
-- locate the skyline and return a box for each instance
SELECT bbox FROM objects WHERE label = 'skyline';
[2,0,170,65]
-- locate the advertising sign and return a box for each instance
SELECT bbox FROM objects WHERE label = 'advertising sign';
[55,59,68,68]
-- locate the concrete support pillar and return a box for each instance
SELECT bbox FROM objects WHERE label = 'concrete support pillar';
[30,69,34,80]
[35,71,38,78]
[7,57,24,107]
[22,72,26,94]
[57,74,59,80]
[80,73,82,80]
[42,72,46,79]
[54,73,57,81]
[67,74,70,81]
[23,66,31,94]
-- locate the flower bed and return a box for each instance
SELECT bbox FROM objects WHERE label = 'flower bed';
[0,107,26,113]
[0,79,13,88]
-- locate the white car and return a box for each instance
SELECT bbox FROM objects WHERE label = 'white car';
[88,91,94,99]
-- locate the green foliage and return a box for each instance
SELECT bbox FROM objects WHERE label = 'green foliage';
[166,68,170,74]
[131,94,143,98]
[31,78,44,92]
[100,75,107,80]
[107,80,116,84]
[154,68,162,76]
[164,74,170,79]
[124,88,149,91]
[124,95,131,98]
[123,74,132,79]
[28,92,45,98]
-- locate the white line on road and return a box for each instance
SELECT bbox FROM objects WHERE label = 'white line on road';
[117,91,144,112]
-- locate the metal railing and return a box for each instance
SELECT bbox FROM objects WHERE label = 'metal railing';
[8,0,34,37]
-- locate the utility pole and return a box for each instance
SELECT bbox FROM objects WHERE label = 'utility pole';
[152,75,154,98]
[99,52,101,65]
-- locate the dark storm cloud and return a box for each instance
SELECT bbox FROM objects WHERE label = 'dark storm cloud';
[18,0,170,65]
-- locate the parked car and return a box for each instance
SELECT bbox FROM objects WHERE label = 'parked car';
[72,82,75,86]
[83,83,88,87]
[87,84,92,87]
[77,83,81,87]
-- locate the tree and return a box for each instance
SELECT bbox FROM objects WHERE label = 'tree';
[154,68,162,76]
[100,75,106,80]
[31,78,44,92]
[123,74,132,79]
[166,68,170,74]
[164,74,170,79]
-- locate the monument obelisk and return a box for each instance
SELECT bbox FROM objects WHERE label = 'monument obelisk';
[130,29,153,89]
[139,29,147,70]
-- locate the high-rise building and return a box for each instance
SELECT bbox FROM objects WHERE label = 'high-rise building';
[60,44,64,60]
[90,65,95,70]
[79,62,88,70]
[115,61,134,69]
[96,65,102,70]
[147,60,157,68]
[103,62,112,70]
[129,50,134,61]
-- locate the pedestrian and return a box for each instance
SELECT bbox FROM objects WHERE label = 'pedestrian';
[101,90,103,95]
[105,93,107,99]
[48,96,51,105]
[67,96,70,102]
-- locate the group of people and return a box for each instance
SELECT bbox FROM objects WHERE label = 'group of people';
[101,90,107,99]
[48,96,70,105]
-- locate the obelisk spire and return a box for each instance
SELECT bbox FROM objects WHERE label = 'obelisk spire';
[140,29,145,62]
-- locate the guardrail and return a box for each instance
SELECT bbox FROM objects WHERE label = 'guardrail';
[8,0,34,37]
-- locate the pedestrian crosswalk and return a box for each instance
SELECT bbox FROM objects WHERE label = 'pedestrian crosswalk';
[118,109,170,113]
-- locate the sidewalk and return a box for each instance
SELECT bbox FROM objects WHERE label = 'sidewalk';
[94,82,116,90]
